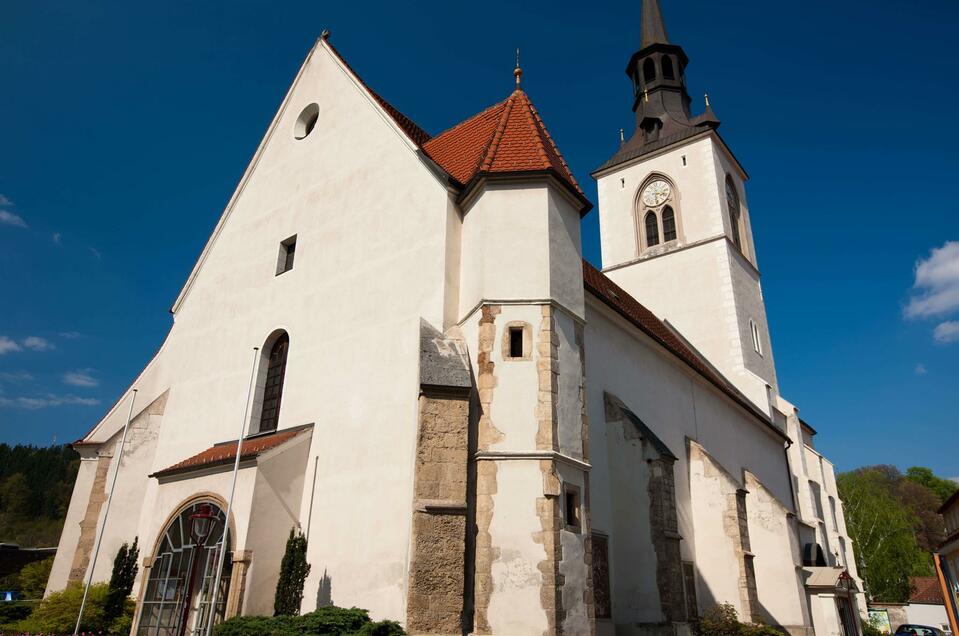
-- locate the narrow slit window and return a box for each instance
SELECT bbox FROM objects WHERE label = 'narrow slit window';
[564,485,581,532]
[645,211,660,247]
[750,319,763,355]
[509,327,524,358]
[276,235,297,275]
[662,206,677,242]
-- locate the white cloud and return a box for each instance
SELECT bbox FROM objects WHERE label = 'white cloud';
[0,194,12,206]
[59,331,81,339]
[22,336,55,351]
[0,371,34,383]
[934,321,959,344]
[63,369,98,387]
[0,336,22,355]
[0,394,100,409]
[52,232,62,244]
[914,363,927,375]
[906,241,959,319]
[88,247,102,260]
[0,210,27,228]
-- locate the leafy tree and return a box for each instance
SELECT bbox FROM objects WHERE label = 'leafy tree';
[0,443,80,547]
[0,472,31,516]
[274,527,311,616]
[905,467,958,504]
[106,537,139,620]
[18,556,54,598]
[838,467,931,601]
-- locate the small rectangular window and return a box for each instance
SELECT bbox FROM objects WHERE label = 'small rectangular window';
[509,327,524,358]
[276,235,297,275]
[681,155,687,166]
[564,486,581,532]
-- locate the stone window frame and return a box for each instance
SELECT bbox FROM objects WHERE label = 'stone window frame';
[635,173,684,256]
[275,235,297,276]
[563,483,582,533]
[725,174,750,259]
[749,318,763,356]
[501,321,532,361]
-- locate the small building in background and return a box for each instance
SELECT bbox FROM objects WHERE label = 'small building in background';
[937,491,959,634]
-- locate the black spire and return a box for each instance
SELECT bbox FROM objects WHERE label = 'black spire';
[595,0,719,173]
[641,0,669,47]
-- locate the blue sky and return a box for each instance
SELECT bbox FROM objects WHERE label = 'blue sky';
[0,0,956,476]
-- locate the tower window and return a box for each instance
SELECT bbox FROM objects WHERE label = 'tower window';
[564,485,581,532]
[662,56,675,80]
[662,206,677,242]
[645,211,660,247]
[509,327,523,358]
[725,175,743,252]
[643,58,656,84]
[750,319,763,355]
[276,235,297,275]
[258,332,289,433]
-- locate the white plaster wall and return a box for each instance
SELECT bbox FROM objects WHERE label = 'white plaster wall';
[46,453,98,594]
[555,310,584,459]
[584,298,796,625]
[488,304,542,452]
[61,39,455,623]
[810,593,842,636]
[486,460,549,635]
[547,188,586,318]
[243,437,310,616]
[745,472,807,628]
[906,603,950,629]
[556,461,590,635]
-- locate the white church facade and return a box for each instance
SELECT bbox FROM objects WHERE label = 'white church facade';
[48,2,866,634]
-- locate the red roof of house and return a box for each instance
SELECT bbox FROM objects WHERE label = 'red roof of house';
[909,577,945,604]
[150,426,310,479]
[423,90,588,209]
[582,260,787,440]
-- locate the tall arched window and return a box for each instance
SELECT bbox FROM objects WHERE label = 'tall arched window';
[644,211,660,247]
[258,333,289,433]
[725,175,743,251]
[638,176,680,253]
[662,206,677,242]
[662,57,675,80]
[643,58,656,84]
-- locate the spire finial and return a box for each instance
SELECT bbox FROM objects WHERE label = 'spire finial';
[641,0,670,48]
[644,89,649,103]
[619,128,625,144]
[514,48,523,88]
[704,92,710,107]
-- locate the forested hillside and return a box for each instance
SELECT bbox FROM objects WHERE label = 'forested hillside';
[0,444,79,547]
[838,465,957,603]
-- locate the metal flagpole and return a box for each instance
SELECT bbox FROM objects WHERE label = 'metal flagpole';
[205,347,259,636]
[74,388,138,636]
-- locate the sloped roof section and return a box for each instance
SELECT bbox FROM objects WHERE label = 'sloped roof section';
[909,577,945,604]
[423,89,589,211]
[582,260,786,441]
[150,425,312,479]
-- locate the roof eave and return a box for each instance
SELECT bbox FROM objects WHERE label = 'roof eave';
[456,170,592,216]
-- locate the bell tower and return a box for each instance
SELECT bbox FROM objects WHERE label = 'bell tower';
[593,0,778,412]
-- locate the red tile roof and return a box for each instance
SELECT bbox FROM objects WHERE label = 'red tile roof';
[423,90,588,208]
[150,426,310,479]
[582,260,787,440]
[909,577,945,604]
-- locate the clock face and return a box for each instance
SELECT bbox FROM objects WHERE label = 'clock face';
[642,180,671,207]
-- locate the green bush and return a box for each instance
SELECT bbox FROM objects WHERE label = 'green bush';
[18,557,54,599]
[698,603,783,636]
[0,599,34,629]
[10,581,135,635]
[214,605,405,636]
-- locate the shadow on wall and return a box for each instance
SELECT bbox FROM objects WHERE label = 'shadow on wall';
[316,569,333,609]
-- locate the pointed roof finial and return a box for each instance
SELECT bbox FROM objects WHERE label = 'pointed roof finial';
[320,29,331,40]
[514,48,523,88]
[641,0,670,48]
[619,128,625,144]
[704,92,710,107]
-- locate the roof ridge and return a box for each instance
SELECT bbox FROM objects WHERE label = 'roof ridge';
[478,92,519,174]
[524,95,583,191]
[514,90,553,171]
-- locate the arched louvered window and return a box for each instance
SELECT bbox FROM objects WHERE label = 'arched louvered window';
[662,57,675,80]
[662,206,677,242]
[258,333,289,433]
[645,211,660,247]
[643,58,656,84]
[725,175,743,251]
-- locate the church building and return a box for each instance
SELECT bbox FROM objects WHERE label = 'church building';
[48,2,866,634]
